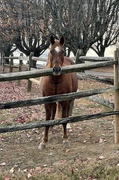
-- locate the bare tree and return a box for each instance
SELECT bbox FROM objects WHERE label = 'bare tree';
[91,0,119,56]
[15,1,50,56]
[0,0,118,67]
[46,0,119,57]
[0,0,50,66]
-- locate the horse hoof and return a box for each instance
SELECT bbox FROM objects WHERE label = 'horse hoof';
[38,143,46,150]
[63,140,69,149]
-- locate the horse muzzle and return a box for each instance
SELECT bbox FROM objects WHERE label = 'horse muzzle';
[53,66,62,76]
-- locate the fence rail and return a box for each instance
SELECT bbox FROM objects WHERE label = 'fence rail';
[0,61,116,82]
[78,73,114,85]
[0,87,115,109]
[0,111,118,133]
[79,56,114,62]
[1,52,115,74]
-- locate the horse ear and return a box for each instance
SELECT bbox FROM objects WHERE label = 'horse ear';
[60,36,64,45]
[50,35,55,45]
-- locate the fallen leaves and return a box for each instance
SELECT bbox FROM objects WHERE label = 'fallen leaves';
[27,166,51,178]
[35,166,41,171]
[98,156,105,160]
[98,137,106,144]
[27,173,32,178]
[0,81,44,125]
[5,176,10,180]
[116,163,119,167]
[0,162,6,166]
[0,164,52,179]
[9,167,15,173]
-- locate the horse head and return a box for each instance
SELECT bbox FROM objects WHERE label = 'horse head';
[49,35,65,76]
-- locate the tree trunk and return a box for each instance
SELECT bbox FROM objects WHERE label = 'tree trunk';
[98,49,105,57]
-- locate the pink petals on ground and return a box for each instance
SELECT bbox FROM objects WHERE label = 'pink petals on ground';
[27,169,34,178]
[0,162,6,166]
[27,166,51,178]
[35,166,42,171]
[99,137,106,144]
[99,138,104,143]
[5,176,10,180]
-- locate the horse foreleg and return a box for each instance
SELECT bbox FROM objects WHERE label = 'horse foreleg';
[63,123,69,148]
[39,126,50,150]
[69,100,74,116]
[39,104,51,150]
[63,123,68,140]
[60,102,69,147]
[50,103,57,133]
[51,103,57,119]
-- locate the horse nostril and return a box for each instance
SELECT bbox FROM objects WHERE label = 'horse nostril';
[57,67,61,71]
[53,67,55,71]
[53,66,62,75]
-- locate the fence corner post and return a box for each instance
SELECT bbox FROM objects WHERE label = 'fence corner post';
[75,49,85,73]
[114,48,119,144]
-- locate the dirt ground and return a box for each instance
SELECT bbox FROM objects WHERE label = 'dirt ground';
[0,66,119,179]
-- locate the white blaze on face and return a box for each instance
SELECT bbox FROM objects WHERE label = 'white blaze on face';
[55,46,60,52]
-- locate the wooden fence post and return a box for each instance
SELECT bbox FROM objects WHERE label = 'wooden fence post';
[0,53,1,65]
[1,53,5,74]
[27,52,34,92]
[18,53,23,86]
[9,54,13,73]
[114,48,119,144]
[75,49,85,72]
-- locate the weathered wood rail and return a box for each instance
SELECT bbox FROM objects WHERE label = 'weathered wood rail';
[79,56,114,62]
[1,52,47,74]
[85,96,114,109]
[0,87,114,109]
[0,48,119,144]
[1,53,24,74]
[1,52,114,90]
[1,51,114,73]
[0,61,116,82]
[78,73,114,85]
[0,111,118,133]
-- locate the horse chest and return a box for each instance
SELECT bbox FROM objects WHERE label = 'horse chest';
[42,75,72,96]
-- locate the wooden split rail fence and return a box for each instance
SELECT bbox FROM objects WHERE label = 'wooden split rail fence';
[1,51,114,91]
[1,52,47,89]
[0,48,119,143]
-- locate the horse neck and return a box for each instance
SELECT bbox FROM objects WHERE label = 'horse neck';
[46,54,52,68]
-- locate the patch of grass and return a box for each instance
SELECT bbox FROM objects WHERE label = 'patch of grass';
[0,165,119,180]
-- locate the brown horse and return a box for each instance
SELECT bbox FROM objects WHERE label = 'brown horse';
[39,35,78,149]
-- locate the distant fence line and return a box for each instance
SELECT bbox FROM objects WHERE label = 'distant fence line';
[1,52,46,74]
[0,48,119,144]
[1,50,114,74]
